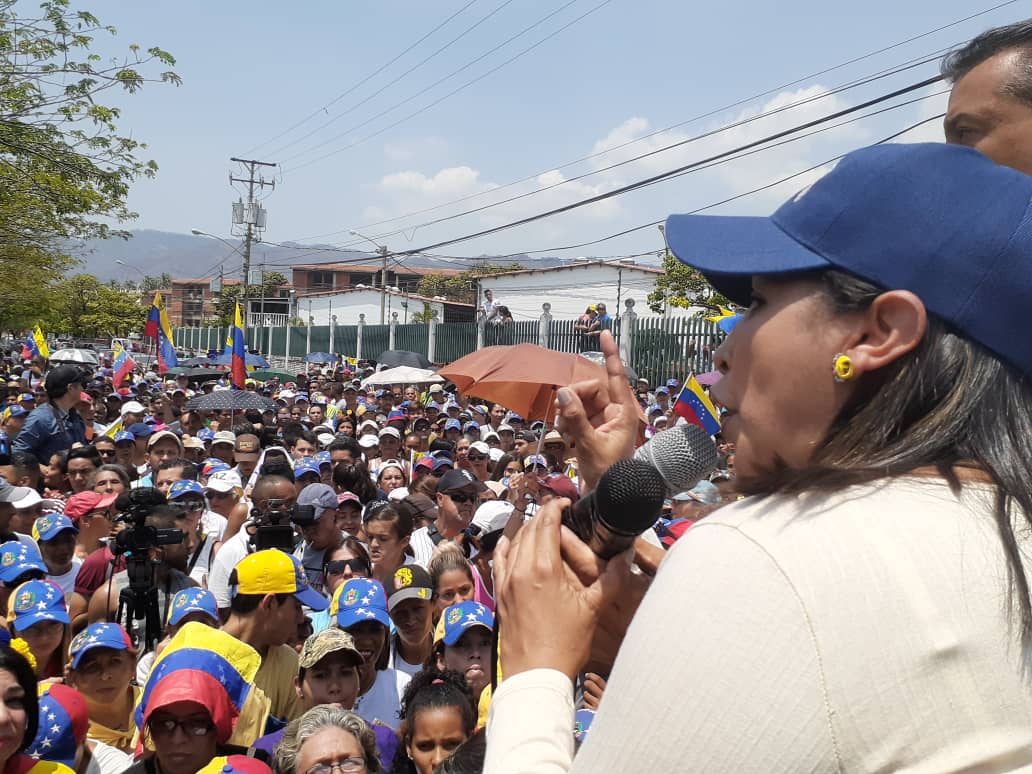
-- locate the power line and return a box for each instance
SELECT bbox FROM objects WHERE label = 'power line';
[280,0,1016,244]
[281,0,616,171]
[243,0,484,156]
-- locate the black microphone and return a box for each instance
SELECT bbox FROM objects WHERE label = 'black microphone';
[562,457,667,559]
[633,423,718,496]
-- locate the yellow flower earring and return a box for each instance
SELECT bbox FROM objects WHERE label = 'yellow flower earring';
[833,353,855,383]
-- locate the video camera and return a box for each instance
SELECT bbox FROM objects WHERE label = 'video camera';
[249,497,298,552]
[111,489,184,557]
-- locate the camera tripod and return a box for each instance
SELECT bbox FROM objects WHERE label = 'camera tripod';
[114,554,163,652]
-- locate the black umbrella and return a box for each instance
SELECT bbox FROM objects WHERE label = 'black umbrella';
[376,349,432,369]
[182,356,212,367]
[185,390,277,412]
[172,367,227,382]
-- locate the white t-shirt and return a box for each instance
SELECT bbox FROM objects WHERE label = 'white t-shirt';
[207,525,252,609]
[389,638,424,677]
[47,556,81,599]
[352,667,411,731]
[200,508,228,541]
[87,740,132,774]
[486,476,1032,773]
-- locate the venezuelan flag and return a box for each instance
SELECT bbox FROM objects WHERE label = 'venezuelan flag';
[136,622,268,747]
[673,373,721,435]
[230,303,246,389]
[24,325,49,360]
[145,292,178,374]
[112,343,136,385]
[705,306,742,334]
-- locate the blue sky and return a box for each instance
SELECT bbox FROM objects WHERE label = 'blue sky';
[85,0,1025,268]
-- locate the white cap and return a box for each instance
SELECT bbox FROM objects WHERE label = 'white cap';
[279,389,296,399]
[488,447,503,463]
[317,432,335,447]
[469,441,490,455]
[212,431,236,446]
[472,500,514,534]
[483,429,500,442]
[120,401,145,416]
[358,434,379,448]
[387,487,409,502]
[12,489,41,510]
[205,469,242,493]
[378,427,401,440]
[358,419,379,434]
[497,424,514,434]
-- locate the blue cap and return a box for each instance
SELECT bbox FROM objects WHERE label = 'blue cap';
[127,422,153,438]
[9,579,69,633]
[4,405,27,418]
[68,622,133,669]
[655,387,669,395]
[524,454,548,470]
[0,541,46,583]
[18,393,34,402]
[666,378,680,389]
[506,413,524,423]
[32,514,77,542]
[462,421,480,433]
[26,684,82,767]
[574,708,595,744]
[444,419,462,431]
[197,428,215,441]
[315,450,332,466]
[293,459,321,480]
[113,430,135,444]
[295,392,309,401]
[665,143,1032,376]
[440,600,493,646]
[387,410,407,423]
[332,577,390,630]
[166,588,219,626]
[168,480,205,500]
[432,457,453,472]
[399,400,411,409]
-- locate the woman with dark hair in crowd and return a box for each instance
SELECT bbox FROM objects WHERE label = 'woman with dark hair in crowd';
[392,670,476,774]
[0,642,53,774]
[89,464,130,496]
[308,538,371,634]
[488,454,520,484]
[333,462,378,504]
[486,144,1032,770]
[434,731,485,774]
[363,503,413,590]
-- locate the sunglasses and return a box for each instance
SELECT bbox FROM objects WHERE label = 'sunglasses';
[466,454,487,462]
[446,492,476,504]
[97,449,116,458]
[325,558,370,575]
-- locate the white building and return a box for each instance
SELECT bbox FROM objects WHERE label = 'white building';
[297,288,474,326]
[481,260,693,321]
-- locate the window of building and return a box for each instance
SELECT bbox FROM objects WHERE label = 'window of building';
[308,271,334,289]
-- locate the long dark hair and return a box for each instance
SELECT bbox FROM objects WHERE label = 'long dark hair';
[334,461,378,504]
[743,269,1032,648]
[0,647,39,749]
[391,669,476,774]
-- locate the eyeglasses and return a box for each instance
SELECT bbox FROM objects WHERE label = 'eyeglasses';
[466,454,487,462]
[446,492,475,504]
[304,759,367,774]
[325,558,370,576]
[97,449,116,458]
[148,717,214,738]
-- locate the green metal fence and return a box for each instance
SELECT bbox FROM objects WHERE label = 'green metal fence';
[172,314,720,383]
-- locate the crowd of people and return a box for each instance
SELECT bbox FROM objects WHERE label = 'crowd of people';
[0,322,724,774]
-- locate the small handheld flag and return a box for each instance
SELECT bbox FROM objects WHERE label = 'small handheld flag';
[112,342,136,385]
[673,374,721,435]
[24,325,49,360]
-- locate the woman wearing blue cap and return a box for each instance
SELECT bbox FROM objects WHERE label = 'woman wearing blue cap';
[486,144,1032,771]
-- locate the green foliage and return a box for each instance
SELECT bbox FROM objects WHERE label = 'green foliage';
[416,263,524,305]
[0,0,179,331]
[212,272,288,327]
[49,273,146,337]
[646,252,730,314]
[410,303,435,324]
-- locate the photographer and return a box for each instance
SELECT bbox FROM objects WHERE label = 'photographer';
[208,473,298,611]
[86,502,197,625]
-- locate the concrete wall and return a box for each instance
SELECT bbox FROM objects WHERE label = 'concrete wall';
[297,290,445,326]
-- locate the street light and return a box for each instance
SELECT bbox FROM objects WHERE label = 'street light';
[114,259,147,282]
[349,229,391,324]
[192,228,248,342]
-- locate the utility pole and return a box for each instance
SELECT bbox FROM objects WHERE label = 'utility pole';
[230,157,276,349]
[378,244,390,325]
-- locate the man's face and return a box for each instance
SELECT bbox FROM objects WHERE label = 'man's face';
[114,442,133,466]
[435,487,477,537]
[946,50,1032,176]
[235,454,258,480]
[180,412,203,435]
[513,437,529,458]
[330,448,355,467]
[302,508,340,551]
[66,458,96,493]
[40,531,77,574]
[292,438,317,459]
[298,652,360,710]
[149,438,182,470]
[277,409,291,426]
[153,466,185,496]
[378,435,400,459]
[211,443,234,465]
[269,595,303,646]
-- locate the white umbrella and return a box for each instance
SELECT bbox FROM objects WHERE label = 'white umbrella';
[361,365,444,388]
[48,348,100,365]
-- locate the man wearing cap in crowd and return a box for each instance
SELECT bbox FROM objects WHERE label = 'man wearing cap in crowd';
[222,549,328,722]
[33,513,80,599]
[0,541,47,617]
[202,469,240,541]
[134,587,220,686]
[166,480,215,585]
[386,565,435,676]
[409,470,486,568]
[118,400,146,428]
[13,365,87,460]
[136,430,184,489]
[210,431,236,466]
[0,476,35,548]
[292,483,343,595]
[233,433,261,484]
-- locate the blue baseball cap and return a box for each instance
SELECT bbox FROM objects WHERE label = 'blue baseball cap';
[524,454,548,470]
[32,514,78,542]
[655,387,669,395]
[168,480,205,500]
[197,428,215,441]
[8,579,69,633]
[666,378,681,389]
[665,143,1032,376]
[17,393,34,402]
[444,419,462,431]
[26,684,86,767]
[387,410,407,423]
[293,459,321,480]
[113,430,135,444]
[439,600,493,646]
[315,451,332,466]
[462,421,480,433]
[331,577,390,630]
[4,405,27,418]
[166,588,219,626]
[0,541,46,583]
[68,622,133,668]
[432,457,453,472]
[127,422,153,438]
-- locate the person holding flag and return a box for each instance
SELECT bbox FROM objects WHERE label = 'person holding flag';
[111,342,136,387]
[22,325,50,361]
[144,292,178,374]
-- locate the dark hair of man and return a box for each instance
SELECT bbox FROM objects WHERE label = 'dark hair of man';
[328,437,361,457]
[260,460,294,480]
[251,473,294,501]
[363,502,414,540]
[144,505,180,530]
[941,21,1032,102]
[0,646,39,749]
[9,451,39,480]
[281,423,306,450]
[332,461,377,504]
[67,445,101,468]
[226,568,291,615]
[428,439,455,455]
[157,458,198,480]
[232,422,257,436]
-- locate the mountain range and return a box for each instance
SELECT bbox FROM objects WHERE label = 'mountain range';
[67,229,655,284]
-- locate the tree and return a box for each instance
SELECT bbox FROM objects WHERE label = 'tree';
[647,251,730,314]
[49,273,146,337]
[0,0,179,330]
[410,303,435,324]
[211,272,288,328]
[416,263,524,305]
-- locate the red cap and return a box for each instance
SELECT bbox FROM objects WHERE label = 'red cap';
[43,684,89,745]
[538,474,580,503]
[64,491,117,523]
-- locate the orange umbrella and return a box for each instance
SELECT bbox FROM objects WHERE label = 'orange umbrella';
[438,344,607,421]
